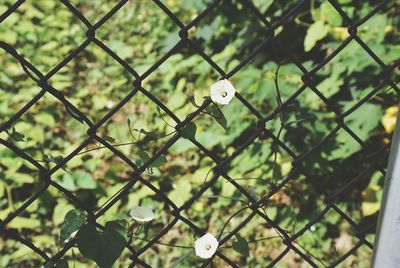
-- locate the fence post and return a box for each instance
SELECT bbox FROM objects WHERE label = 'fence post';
[372,106,400,267]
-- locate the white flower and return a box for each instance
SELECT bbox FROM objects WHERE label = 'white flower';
[130,205,154,223]
[64,230,78,243]
[195,233,219,259]
[210,79,236,105]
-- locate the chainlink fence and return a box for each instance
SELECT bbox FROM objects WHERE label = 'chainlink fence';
[0,0,399,267]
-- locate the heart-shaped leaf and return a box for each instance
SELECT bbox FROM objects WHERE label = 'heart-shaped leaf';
[152,155,167,167]
[232,234,249,256]
[76,221,127,268]
[181,122,197,140]
[206,105,227,131]
[60,210,86,244]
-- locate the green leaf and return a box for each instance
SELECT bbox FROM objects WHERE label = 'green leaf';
[44,259,69,268]
[181,122,197,139]
[152,155,167,167]
[103,135,115,143]
[206,105,228,131]
[317,74,344,98]
[34,113,56,128]
[7,217,40,229]
[232,234,249,256]
[76,224,102,264]
[60,210,86,244]
[55,259,69,268]
[170,249,194,268]
[138,150,151,162]
[76,221,127,268]
[304,21,329,52]
[43,155,64,165]
[169,180,192,206]
[74,171,97,190]
[9,127,25,142]
[319,2,342,26]
[134,128,158,139]
[362,199,380,216]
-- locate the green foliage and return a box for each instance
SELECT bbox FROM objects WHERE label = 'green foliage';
[0,0,398,267]
[304,21,329,52]
[232,234,249,257]
[206,104,228,131]
[76,222,127,268]
[59,210,86,244]
[181,122,197,140]
[44,259,69,268]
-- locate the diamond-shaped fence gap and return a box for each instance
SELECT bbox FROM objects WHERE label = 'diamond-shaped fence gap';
[190,104,260,158]
[51,142,140,213]
[48,43,135,122]
[184,0,273,71]
[94,1,182,73]
[314,41,393,104]
[349,13,399,66]
[0,146,46,223]
[292,207,371,267]
[138,42,220,121]
[131,219,199,267]
[0,194,54,263]
[150,148,217,210]
[291,129,386,227]
[0,0,87,74]
[231,62,304,118]
[259,173,330,237]
[328,170,386,239]
[298,128,384,185]
[216,212,289,267]
[66,0,123,25]
[158,0,215,25]
[0,234,45,267]
[340,102,394,169]
[0,49,44,125]
[93,89,178,158]
[224,140,294,198]
[94,180,177,227]
[178,180,250,231]
[338,82,397,139]
[261,88,337,156]
[0,93,89,167]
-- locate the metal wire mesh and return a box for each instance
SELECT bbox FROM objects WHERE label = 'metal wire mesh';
[0,0,399,267]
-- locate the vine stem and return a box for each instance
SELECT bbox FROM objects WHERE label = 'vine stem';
[130,236,193,249]
[75,131,176,156]
[217,206,250,240]
[219,235,282,249]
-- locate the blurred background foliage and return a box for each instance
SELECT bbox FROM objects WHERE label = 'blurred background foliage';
[0,0,399,267]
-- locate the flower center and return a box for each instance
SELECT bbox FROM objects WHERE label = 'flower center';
[205,244,212,250]
[221,91,227,97]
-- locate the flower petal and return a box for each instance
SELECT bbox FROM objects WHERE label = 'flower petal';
[210,79,236,105]
[130,205,154,222]
[194,233,219,259]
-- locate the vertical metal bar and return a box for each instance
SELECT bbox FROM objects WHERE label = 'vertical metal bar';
[373,106,400,267]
